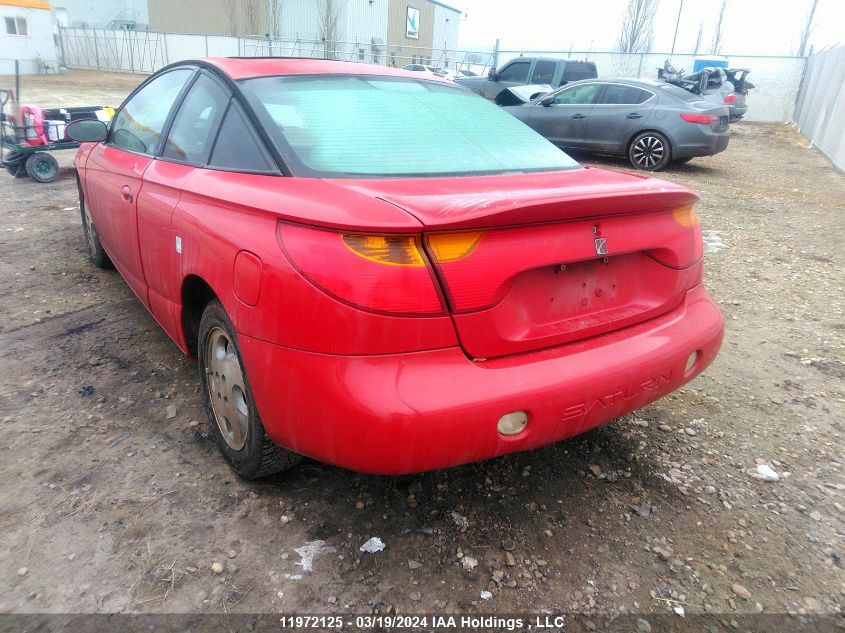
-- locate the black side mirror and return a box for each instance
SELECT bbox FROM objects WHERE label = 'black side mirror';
[65,119,108,143]
[488,68,499,81]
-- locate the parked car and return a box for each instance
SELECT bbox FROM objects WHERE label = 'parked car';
[402,63,447,78]
[502,78,731,171]
[658,60,747,121]
[456,57,597,101]
[724,68,752,121]
[68,58,723,478]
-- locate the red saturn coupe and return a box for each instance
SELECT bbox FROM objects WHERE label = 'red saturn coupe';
[67,58,724,478]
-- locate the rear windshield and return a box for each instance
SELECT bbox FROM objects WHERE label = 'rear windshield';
[239,75,579,178]
[658,83,707,103]
[564,62,597,82]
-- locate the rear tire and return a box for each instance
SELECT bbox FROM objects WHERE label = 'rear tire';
[80,193,112,269]
[198,300,301,480]
[25,152,59,183]
[628,131,671,171]
[5,161,25,177]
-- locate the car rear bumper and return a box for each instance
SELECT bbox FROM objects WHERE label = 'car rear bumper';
[239,285,724,475]
[674,129,730,158]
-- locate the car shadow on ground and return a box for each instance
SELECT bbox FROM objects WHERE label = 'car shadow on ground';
[573,152,725,177]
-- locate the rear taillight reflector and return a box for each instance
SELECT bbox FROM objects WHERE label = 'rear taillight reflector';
[680,113,718,124]
[723,94,737,104]
[341,234,425,267]
[277,222,443,316]
[672,205,699,227]
[427,232,484,263]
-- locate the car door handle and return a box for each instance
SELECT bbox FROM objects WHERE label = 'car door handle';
[120,185,133,203]
[571,114,586,119]
[626,113,643,119]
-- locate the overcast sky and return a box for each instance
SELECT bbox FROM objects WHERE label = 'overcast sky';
[455,0,844,56]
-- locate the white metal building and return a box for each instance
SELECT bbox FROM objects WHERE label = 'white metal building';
[0,0,57,74]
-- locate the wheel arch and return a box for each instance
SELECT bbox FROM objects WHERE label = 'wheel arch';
[181,274,220,358]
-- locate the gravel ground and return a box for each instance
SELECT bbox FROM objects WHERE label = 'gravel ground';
[0,71,843,629]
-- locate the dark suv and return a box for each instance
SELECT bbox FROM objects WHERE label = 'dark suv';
[456,57,598,101]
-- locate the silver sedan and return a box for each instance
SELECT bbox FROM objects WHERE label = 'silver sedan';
[502,78,730,171]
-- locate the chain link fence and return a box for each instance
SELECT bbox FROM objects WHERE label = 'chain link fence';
[58,27,806,123]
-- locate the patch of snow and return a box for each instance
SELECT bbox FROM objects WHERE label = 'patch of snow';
[293,540,336,572]
[359,537,385,553]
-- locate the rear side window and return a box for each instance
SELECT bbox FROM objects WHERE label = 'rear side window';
[162,73,229,164]
[110,69,193,154]
[530,61,556,84]
[498,61,530,83]
[208,103,275,172]
[659,83,707,103]
[599,85,653,105]
[562,62,597,84]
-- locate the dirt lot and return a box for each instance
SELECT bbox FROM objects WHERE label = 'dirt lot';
[1,71,843,628]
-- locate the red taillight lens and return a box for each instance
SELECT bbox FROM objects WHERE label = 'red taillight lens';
[723,94,737,104]
[277,222,444,316]
[680,113,718,124]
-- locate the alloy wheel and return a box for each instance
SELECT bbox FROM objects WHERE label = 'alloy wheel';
[204,327,250,451]
[632,135,665,168]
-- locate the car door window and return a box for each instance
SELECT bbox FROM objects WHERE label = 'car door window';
[497,61,530,83]
[553,83,601,105]
[162,74,229,165]
[110,69,193,155]
[530,61,556,84]
[599,85,652,105]
[208,102,275,173]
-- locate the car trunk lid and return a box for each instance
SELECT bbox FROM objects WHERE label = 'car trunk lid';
[334,167,696,230]
[333,168,703,359]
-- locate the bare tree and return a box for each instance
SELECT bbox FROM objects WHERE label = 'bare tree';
[709,0,727,55]
[244,0,260,36]
[226,0,239,36]
[318,0,341,59]
[268,0,283,39]
[617,0,660,54]
[797,0,820,56]
[692,20,704,55]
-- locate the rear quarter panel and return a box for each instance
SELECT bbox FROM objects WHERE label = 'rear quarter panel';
[172,170,457,356]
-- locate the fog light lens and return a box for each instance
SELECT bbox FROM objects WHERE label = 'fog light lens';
[685,350,699,373]
[497,411,528,436]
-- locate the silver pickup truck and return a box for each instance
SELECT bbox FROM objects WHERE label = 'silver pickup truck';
[456,57,598,102]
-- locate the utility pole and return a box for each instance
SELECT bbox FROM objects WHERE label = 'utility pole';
[670,0,684,56]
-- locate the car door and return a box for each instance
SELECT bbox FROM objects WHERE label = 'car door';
[485,59,532,100]
[84,68,194,303]
[585,83,657,154]
[138,71,231,338]
[526,82,601,149]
